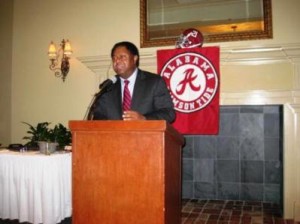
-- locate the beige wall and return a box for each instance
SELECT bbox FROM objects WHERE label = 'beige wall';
[0,0,13,146]
[1,0,300,220]
[10,0,140,143]
[2,0,298,144]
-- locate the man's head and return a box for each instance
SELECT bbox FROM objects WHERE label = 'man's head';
[111,41,139,79]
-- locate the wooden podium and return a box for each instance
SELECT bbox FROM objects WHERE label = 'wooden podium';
[69,120,184,224]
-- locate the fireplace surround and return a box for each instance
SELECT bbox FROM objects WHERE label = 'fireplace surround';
[78,43,300,220]
[181,105,283,207]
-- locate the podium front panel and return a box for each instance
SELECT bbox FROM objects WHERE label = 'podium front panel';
[70,120,183,224]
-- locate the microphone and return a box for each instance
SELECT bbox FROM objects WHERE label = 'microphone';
[94,75,118,98]
[86,75,118,120]
[99,75,118,90]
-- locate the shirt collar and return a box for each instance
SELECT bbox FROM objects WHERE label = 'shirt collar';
[120,68,138,84]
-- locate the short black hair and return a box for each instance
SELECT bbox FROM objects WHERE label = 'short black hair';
[111,41,140,67]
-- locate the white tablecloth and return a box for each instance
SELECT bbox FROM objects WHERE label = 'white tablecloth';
[0,150,72,224]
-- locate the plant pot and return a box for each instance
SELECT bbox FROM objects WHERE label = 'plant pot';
[38,141,58,155]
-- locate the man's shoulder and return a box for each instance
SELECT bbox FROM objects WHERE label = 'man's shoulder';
[138,69,161,80]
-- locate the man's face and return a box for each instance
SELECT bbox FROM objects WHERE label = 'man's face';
[112,46,138,79]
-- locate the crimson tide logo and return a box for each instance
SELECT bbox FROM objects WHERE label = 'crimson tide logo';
[161,52,218,113]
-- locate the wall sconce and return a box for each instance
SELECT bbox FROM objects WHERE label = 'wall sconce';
[48,39,72,82]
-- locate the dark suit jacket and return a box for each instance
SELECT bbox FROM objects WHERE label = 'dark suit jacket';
[93,69,175,123]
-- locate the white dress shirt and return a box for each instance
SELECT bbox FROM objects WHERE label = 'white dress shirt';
[120,68,138,101]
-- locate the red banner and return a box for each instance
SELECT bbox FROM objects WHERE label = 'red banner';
[157,47,220,135]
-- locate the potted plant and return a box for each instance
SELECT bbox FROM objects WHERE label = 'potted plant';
[23,122,72,154]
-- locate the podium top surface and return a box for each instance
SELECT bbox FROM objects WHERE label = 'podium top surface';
[69,120,184,144]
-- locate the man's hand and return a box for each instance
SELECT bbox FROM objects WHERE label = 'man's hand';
[122,110,146,121]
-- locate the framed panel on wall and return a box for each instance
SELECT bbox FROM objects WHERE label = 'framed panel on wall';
[140,0,272,48]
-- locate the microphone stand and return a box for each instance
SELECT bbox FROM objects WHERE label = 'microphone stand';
[84,94,97,120]
[85,63,115,120]
[84,71,117,120]
[84,87,108,120]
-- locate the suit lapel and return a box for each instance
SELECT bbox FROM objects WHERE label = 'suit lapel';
[131,70,145,110]
[111,79,123,118]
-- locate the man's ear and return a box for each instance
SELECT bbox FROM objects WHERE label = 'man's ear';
[134,55,138,65]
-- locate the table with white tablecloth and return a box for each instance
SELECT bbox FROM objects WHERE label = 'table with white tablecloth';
[0,149,72,224]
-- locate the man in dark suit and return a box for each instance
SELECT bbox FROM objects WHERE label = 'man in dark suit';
[92,41,175,123]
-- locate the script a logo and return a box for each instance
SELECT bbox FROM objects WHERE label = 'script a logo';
[161,52,218,113]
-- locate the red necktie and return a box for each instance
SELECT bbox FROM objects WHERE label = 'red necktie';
[123,80,131,111]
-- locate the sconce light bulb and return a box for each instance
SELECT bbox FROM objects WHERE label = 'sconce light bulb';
[48,41,57,59]
[64,40,73,56]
